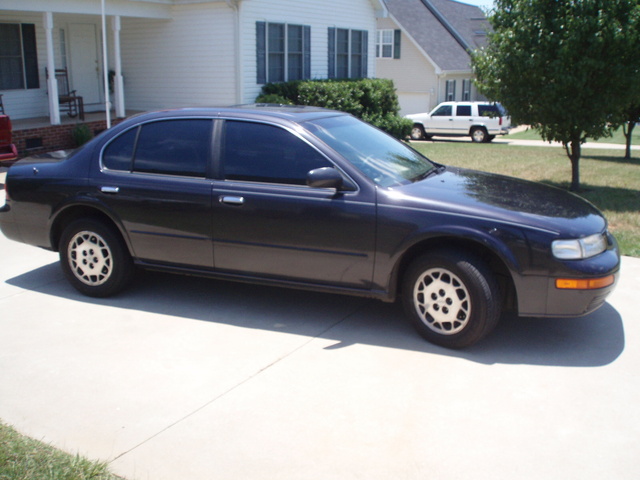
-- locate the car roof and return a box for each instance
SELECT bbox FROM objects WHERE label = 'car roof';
[436,101,497,106]
[125,104,347,125]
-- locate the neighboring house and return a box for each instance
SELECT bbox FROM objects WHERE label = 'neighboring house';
[376,0,490,115]
[0,0,388,124]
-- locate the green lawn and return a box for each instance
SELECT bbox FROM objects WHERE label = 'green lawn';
[411,141,640,257]
[0,422,121,480]
[508,125,640,145]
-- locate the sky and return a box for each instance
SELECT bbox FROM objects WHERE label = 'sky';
[458,0,495,11]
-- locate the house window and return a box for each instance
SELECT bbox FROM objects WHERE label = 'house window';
[445,80,456,101]
[462,79,471,101]
[256,22,311,84]
[328,28,368,79]
[376,29,401,59]
[0,23,39,90]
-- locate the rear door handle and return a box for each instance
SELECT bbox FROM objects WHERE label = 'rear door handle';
[219,195,244,206]
[100,186,120,194]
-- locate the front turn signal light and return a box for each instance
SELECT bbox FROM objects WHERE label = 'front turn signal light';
[555,275,615,290]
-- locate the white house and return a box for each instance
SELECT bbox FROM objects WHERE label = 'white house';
[376,0,490,115]
[0,0,388,125]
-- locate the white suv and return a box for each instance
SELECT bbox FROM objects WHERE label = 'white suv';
[406,102,511,143]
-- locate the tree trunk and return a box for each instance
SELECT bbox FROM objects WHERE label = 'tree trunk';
[624,121,635,160]
[564,139,581,192]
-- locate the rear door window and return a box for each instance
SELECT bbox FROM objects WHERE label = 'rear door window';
[102,119,212,177]
[456,105,472,116]
[133,120,212,177]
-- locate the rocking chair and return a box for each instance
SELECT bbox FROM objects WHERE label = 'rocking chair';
[47,68,85,120]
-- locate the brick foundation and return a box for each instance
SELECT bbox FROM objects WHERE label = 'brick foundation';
[12,118,125,158]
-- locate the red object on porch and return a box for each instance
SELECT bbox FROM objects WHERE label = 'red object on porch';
[0,115,19,166]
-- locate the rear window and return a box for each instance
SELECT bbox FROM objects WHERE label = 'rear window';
[478,104,505,117]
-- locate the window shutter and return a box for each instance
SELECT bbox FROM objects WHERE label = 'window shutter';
[393,29,401,60]
[256,21,266,84]
[361,30,368,78]
[328,27,336,79]
[303,25,311,79]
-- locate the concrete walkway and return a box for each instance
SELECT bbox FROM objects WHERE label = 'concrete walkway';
[1,219,639,479]
[425,126,640,150]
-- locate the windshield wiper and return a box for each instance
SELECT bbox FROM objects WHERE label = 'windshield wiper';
[414,164,446,182]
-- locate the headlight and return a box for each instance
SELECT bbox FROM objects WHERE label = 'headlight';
[552,233,608,260]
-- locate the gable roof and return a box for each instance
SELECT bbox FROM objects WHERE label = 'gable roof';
[384,0,490,72]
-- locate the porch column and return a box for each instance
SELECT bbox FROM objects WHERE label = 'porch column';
[44,12,60,125]
[112,16,125,118]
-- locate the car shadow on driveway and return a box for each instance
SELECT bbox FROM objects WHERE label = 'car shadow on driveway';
[6,262,625,368]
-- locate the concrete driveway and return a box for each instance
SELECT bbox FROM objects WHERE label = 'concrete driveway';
[1,175,639,480]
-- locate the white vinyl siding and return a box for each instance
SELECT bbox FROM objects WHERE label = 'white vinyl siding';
[121,2,236,111]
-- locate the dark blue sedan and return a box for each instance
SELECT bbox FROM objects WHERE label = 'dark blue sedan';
[0,106,620,348]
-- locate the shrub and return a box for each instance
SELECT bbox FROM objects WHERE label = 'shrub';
[71,124,93,147]
[255,94,294,105]
[257,78,412,139]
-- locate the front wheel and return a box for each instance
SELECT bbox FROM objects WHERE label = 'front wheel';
[402,249,502,348]
[59,219,134,297]
[410,124,427,140]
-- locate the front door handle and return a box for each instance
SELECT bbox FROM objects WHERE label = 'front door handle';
[100,186,120,194]
[219,195,244,206]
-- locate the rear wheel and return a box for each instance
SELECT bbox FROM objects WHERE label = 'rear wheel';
[402,249,502,348]
[471,127,489,143]
[59,219,133,297]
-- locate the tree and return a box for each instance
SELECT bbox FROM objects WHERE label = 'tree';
[473,0,640,191]
[619,104,640,160]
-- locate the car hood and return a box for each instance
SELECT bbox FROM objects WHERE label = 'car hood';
[387,166,606,237]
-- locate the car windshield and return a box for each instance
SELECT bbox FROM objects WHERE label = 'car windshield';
[305,115,436,187]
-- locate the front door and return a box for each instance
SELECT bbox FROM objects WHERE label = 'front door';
[428,104,454,134]
[212,120,376,289]
[68,23,102,108]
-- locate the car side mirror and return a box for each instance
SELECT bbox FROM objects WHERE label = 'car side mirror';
[307,167,345,190]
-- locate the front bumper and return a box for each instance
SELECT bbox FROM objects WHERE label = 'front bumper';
[515,238,620,318]
[544,271,619,317]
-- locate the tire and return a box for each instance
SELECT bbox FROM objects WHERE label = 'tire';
[410,124,426,140]
[402,249,502,348]
[471,127,488,143]
[59,219,134,297]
